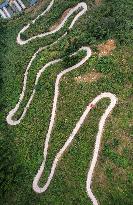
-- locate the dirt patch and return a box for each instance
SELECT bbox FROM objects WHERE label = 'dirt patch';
[95,0,102,6]
[75,71,102,83]
[93,165,108,188]
[49,8,71,31]
[98,39,116,57]
[117,134,132,155]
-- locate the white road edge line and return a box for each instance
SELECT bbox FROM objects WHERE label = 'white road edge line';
[6,1,118,205]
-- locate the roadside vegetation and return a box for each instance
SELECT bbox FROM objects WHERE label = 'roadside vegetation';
[0,0,133,204]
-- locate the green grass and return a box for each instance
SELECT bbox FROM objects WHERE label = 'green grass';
[0,0,133,204]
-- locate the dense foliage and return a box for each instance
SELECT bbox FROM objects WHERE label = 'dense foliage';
[0,0,133,204]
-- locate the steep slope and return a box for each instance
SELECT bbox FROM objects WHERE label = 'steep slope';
[0,0,133,204]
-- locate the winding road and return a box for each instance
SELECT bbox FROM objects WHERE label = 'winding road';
[6,1,118,205]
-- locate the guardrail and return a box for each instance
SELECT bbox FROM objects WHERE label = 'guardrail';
[0,0,37,19]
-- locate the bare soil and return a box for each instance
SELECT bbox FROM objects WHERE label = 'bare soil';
[97,39,116,57]
[95,0,102,6]
[75,71,102,83]
[49,8,71,31]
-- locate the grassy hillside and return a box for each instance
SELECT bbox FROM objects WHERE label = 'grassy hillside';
[0,0,133,204]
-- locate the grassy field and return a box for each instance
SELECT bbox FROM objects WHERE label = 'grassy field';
[0,0,133,204]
